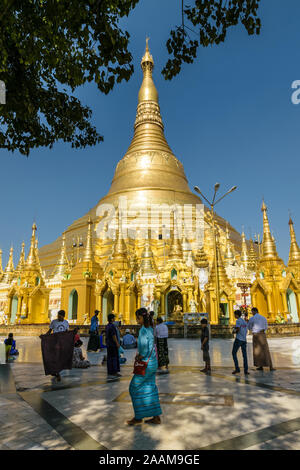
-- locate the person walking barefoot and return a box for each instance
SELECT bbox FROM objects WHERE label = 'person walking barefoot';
[127,308,162,426]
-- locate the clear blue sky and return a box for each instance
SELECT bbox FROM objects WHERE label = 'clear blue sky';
[1,0,300,266]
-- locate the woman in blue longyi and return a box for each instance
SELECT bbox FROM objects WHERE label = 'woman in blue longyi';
[127,308,162,426]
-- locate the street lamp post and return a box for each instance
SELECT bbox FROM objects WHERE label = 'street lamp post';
[194,183,237,323]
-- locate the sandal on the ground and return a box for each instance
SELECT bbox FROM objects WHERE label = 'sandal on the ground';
[144,416,161,425]
[127,418,143,426]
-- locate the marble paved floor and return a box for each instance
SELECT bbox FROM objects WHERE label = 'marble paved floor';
[0,336,300,450]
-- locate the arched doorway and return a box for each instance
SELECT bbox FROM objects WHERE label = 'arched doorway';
[166,290,183,320]
[255,285,268,316]
[287,288,299,322]
[102,288,114,324]
[31,291,44,323]
[10,296,18,324]
[68,289,78,321]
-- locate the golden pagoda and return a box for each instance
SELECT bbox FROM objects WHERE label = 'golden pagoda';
[1,41,298,326]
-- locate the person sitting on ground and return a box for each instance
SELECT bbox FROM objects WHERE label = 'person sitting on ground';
[4,333,19,356]
[73,327,80,344]
[122,329,137,349]
[119,345,127,364]
[4,334,13,362]
[72,340,91,369]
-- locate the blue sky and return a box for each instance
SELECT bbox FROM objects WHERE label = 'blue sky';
[1,0,300,266]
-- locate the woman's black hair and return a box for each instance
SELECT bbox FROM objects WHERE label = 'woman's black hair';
[108,313,115,322]
[135,308,153,328]
[157,317,163,324]
[8,332,13,338]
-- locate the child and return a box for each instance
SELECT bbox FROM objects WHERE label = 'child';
[200,318,211,374]
[72,340,90,369]
[99,330,107,349]
[4,333,18,360]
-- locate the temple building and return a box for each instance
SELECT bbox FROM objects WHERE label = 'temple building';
[0,42,299,326]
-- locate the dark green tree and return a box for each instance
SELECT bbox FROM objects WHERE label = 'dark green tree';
[0,0,261,156]
[162,0,261,80]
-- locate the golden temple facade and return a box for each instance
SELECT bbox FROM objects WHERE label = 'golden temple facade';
[0,42,299,326]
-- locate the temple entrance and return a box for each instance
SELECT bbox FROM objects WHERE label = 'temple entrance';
[220,302,229,318]
[31,291,44,323]
[10,296,18,324]
[166,290,183,321]
[255,285,268,316]
[287,288,299,322]
[68,289,78,321]
[102,288,114,324]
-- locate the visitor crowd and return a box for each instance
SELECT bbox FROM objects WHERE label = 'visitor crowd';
[1,305,276,426]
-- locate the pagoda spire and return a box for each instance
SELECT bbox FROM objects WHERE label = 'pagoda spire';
[224,224,235,265]
[248,238,258,271]
[2,246,14,283]
[83,218,94,263]
[123,39,173,156]
[288,217,300,265]
[16,242,26,274]
[207,240,231,288]
[106,39,195,201]
[140,235,156,276]
[169,212,183,260]
[240,231,249,268]
[261,202,280,260]
[113,211,128,260]
[52,233,69,278]
[25,223,40,270]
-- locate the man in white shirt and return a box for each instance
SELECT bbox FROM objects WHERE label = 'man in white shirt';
[44,310,70,381]
[247,307,275,371]
[48,310,69,334]
[155,317,169,372]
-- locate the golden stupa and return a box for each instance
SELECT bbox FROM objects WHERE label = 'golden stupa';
[39,40,242,273]
[1,41,299,326]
